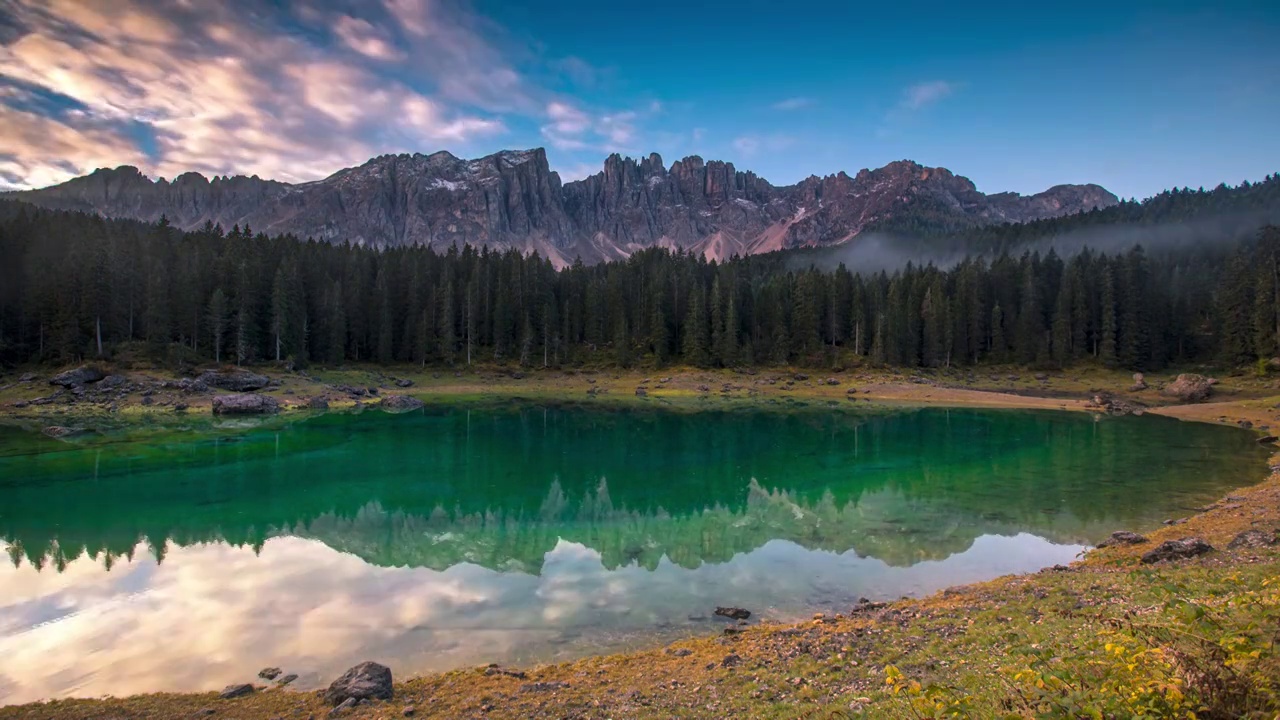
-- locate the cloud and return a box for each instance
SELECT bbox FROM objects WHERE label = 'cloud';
[333,15,405,61]
[771,97,813,111]
[539,101,649,154]
[732,133,795,158]
[901,80,956,111]
[0,0,515,188]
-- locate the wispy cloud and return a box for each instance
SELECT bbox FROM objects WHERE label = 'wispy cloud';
[732,133,795,158]
[771,97,813,111]
[901,81,956,111]
[0,0,670,190]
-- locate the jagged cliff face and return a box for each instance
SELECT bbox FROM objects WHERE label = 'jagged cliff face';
[7,149,1118,266]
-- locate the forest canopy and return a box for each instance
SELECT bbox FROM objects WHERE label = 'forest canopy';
[2,175,1279,373]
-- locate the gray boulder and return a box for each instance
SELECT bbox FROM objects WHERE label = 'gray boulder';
[212,393,280,415]
[1161,374,1217,403]
[199,370,270,392]
[380,395,424,412]
[1096,530,1148,548]
[49,366,104,387]
[219,683,254,699]
[308,396,330,410]
[1140,537,1214,564]
[1226,529,1278,550]
[99,374,127,389]
[323,661,393,705]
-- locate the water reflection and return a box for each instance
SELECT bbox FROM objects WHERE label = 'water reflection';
[0,404,1264,704]
[0,532,1081,704]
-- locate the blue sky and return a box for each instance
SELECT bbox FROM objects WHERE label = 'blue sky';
[1,0,1277,198]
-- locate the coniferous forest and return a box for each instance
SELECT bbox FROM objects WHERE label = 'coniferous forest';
[2,174,1280,373]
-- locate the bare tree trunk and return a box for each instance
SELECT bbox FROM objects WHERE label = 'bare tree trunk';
[95,316,103,357]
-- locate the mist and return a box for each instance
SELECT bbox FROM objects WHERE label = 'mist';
[789,207,1280,274]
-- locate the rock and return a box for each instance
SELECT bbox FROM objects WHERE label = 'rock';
[1096,531,1148,548]
[634,387,647,397]
[99,374,127,389]
[308,396,330,410]
[1240,419,1254,429]
[18,372,37,382]
[141,395,154,406]
[1140,537,1214,564]
[1161,373,1217,403]
[793,374,809,381]
[219,683,254,699]
[519,681,569,693]
[329,697,358,716]
[42,425,86,439]
[323,661,393,705]
[1226,529,1278,549]
[49,366,105,387]
[721,653,742,668]
[1090,392,1146,416]
[258,667,282,680]
[714,606,750,620]
[484,665,527,679]
[173,403,189,413]
[1130,372,1148,391]
[402,706,416,717]
[212,393,280,415]
[198,370,270,392]
[1256,435,1277,445]
[277,673,298,686]
[697,384,710,392]
[824,378,839,386]
[1034,373,1049,381]
[394,378,414,387]
[664,648,693,657]
[13,400,29,408]
[380,395,425,412]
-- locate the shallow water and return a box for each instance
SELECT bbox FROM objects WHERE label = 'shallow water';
[0,404,1264,703]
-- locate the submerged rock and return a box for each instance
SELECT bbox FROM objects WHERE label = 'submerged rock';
[212,393,280,415]
[219,683,254,699]
[49,366,105,387]
[380,394,424,412]
[42,425,87,439]
[1161,373,1217,403]
[714,606,751,620]
[324,661,393,705]
[1090,392,1146,416]
[1096,530,1148,548]
[1140,537,1214,564]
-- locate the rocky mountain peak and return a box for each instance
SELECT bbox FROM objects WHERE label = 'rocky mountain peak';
[7,148,1119,266]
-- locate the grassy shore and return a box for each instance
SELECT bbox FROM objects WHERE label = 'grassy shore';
[2,363,1278,719]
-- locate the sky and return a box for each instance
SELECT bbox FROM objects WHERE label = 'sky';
[0,0,1277,199]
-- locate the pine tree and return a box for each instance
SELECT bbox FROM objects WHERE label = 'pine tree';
[207,288,228,363]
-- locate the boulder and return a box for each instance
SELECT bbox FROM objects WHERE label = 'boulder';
[1140,537,1214,564]
[380,395,425,412]
[219,683,254,699]
[323,661,393,705]
[99,374,127,389]
[519,681,569,693]
[714,606,751,620]
[49,366,105,387]
[1096,530,1148,548]
[1160,373,1217,403]
[212,394,280,415]
[1226,529,1278,550]
[258,667,282,680]
[1129,372,1148,392]
[394,378,414,388]
[198,370,270,392]
[1090,392,1146,416]
[308,396,330,410]
[634,387,647,397]
[18,372,37,382]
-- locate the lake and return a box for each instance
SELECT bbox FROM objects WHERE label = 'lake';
[0,403,1264,704]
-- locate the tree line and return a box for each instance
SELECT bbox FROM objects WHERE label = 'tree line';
[1,195,1279,372]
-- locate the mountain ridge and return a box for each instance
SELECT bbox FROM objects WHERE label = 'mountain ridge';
[4,148,1119,266]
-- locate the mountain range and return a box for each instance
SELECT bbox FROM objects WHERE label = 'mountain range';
[3,148,1119,266]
